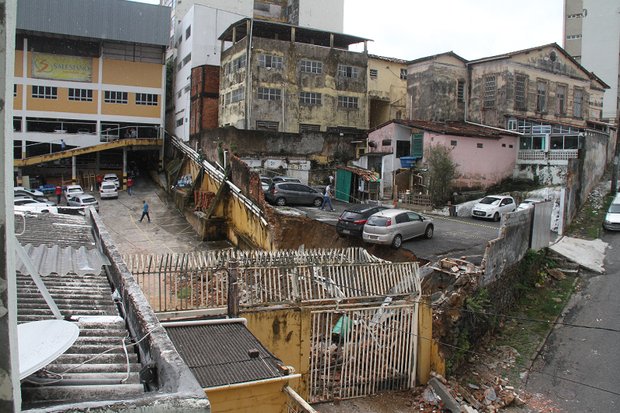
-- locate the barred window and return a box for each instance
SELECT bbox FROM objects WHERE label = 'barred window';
[369,69,378,79]
[258,54,282,69]
[104,91,128,104]
[338,65,359,78]
[400,68,407,80]
[256,120,279,131]
[300,59,322,74]
[457,80,465,103]
[515,75,526,110]
[299,92,322,105]
[536,81,547,112]
[257,87,281,101]
[176,117,184,127]
[338,96,358,109]
[32,85,57,99]
[234,54,246,71]
[136,93,158,106]
[300,124,320,132]
[483,76,496,109]
[557,85,566,114]
[68,88,93,102]
[232,87,244,103]
[225,92,231,105]
[573,89,582,118]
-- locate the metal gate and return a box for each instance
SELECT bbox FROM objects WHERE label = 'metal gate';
[308,302,418,403]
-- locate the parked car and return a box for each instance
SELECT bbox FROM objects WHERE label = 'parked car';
[603,193,620,231]
[265,182,323,207]
[103,173,120,188]
[14,198,57,214]
[260,176,272,194]
[67,193,99,212]
[63,185,84,203]
[14,186,44,198]
[517,198,544,211]
[471,195,516,221]
[336,204,388,238]
[362,209,434,249]
[100,182,118,199]
[271,176,302,184]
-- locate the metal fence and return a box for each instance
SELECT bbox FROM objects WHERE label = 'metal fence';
[397,192,431,206]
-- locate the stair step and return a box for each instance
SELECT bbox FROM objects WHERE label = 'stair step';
[44,363,142,374]
[65,344,134,355]
[21,383,145,404]
[52,353,139,365]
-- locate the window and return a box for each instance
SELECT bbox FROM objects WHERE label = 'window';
[258,54,282,69]
[574,89,582,118]
[183,53,191,66]
[396,141,411,158]
[483,76,495,109]
[536,81,547,112]
[396,111,402,119]
[502,143,506,147]
[232,87,244,103]
[176,118,184,127]
[177,90,182,99]
[520,135,545,150]
[338,65,359,78]
[299,92,321,105]
[412,133,423,157]
[299,124,320,132]
[509,145,513,148]
[68,88,93,102]
[184,84,190,94]
[13,84,17,97]
[186,25,191,40]
[257,87,281,101]
[457,80,465,103]
[225,92,231,105]
[256,120,279,131]
[507,118,517,130]
[557,85,566,114]
[566,34,582,40]
[550,135,580,150]
[32,85,57,99]
[177,61,182,72]
[104,91,127,104]
[233,55,246,71]
[515,75,526,110]
[136,93,158,106]
[400,68,407,80]
[369,69,378,79]
[450,140,457,146]
[224,62,232,75]
[477,143,483,148]
[300,60,322,74]
[338,96,358,109]
[567,13,583,18]
[382,139,392,146]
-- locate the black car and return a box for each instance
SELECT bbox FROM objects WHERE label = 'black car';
[336,204,388,238]
[265,182,324,207]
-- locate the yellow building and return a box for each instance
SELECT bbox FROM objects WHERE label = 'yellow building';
[14,0,169,159]
[368,55,408,128]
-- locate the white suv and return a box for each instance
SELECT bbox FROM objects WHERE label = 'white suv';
[471,195,516,221]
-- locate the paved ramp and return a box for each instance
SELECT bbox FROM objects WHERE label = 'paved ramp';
[549,236,608,273]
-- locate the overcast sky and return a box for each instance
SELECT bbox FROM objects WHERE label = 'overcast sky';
[136,0,565,61]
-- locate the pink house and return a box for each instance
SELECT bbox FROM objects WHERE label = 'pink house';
[357,120,519,196]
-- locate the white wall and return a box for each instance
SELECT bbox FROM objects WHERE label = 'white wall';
[581,0,620,120]
[298,0,344,32]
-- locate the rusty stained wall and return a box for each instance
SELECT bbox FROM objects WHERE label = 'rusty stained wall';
[407,63,466,122]
[468,45,595,129]
[220,39,249,129]
[205,377,299,413]
[248,37,368,133]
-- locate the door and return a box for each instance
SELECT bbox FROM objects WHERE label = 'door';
[406,212,425,238]
[336,170,352,202]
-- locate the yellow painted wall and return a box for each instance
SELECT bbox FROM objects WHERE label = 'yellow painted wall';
[14,85,22,111]
[226,196,273,250]
[15,50,23,77]
[417,298,433,385]
[242,308,311,399]
[102,59,162,88]
[206,378,299,413]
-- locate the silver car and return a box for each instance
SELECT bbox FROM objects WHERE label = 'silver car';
[362,209,434,249]
[100,182,118,199]
[67,193,99,212]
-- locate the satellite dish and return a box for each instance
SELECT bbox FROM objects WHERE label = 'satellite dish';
[18,320,80,380]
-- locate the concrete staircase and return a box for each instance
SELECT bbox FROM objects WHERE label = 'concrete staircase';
[17,272,145,410]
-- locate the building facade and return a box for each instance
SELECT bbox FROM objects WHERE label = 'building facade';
[14,0,169,157]
[563,0,620,121]
[367,55,408,129]
[218,18,370,134]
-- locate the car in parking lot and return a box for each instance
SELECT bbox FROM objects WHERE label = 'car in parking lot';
[265,182,323,207]
[103,173,120,188]
[64,185,84,203]
[100,182,118,199]
[260,176,272,193]
[14,198,58,213]
[336,204,388,238]
[67,193,99,212]
[362,209,434,249]
[471,195,516,221]
[14,187,46,200]
[603,193,620,231]
[271,176,301,184]
[516,198,544,211]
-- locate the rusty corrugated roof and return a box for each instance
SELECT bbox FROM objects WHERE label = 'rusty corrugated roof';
[336,165,381,182]
[367,119,520,139]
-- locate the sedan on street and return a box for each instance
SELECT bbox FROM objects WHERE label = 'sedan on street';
[67,193,99,212]
[265,182,324,207]
[100,182,118,199]
[336,204,388,238]
[471,195,516,221]
[362,209,434,249]
[64,185,84,203]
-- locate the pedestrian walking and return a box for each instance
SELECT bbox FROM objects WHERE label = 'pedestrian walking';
[55,185,62,205]
[320,184,335,211]
[139,200,150,222]
[127,177,133,196]
[60,139,66,151]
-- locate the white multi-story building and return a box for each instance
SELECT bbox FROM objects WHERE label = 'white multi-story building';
[563,0,620,121]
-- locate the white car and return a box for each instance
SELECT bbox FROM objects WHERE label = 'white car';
[103,173,120,189]
[471,195,516,221]
[517,198,544,211]
[14,186,44,197]
[64,185,84,203]
[14,198,57,214]
[100,182,118,199]
[67,193,99,212]
[603,193,620,231]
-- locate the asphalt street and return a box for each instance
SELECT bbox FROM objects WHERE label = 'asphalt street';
[525,232,620,411]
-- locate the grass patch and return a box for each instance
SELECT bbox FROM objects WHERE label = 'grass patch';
[566,191,614,239]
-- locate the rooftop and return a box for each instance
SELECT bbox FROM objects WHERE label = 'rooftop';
[368,119,521,139]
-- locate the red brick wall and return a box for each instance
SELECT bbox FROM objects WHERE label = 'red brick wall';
[190,65,220,134]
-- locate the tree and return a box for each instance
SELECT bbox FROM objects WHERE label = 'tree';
[425,143,459,205]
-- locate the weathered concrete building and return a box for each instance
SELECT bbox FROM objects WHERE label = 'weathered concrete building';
[368,55,408,129]
[218,18,370,134]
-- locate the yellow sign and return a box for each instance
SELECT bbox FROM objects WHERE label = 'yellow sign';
[32,53,92,82]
